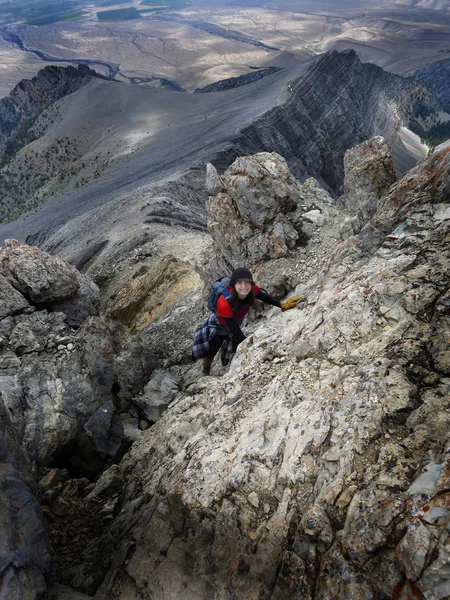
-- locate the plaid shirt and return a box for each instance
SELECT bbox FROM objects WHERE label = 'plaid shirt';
[192,314,236,366]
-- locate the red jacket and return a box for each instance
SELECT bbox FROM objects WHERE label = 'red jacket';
[216,285,261,327]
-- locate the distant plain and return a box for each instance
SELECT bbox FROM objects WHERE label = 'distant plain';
[0,0,449,96]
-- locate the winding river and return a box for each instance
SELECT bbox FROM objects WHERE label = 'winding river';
[1,27,120,79]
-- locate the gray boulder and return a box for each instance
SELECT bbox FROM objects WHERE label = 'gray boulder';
[206,154,301,271]
[0,239,79,303]
[86,465,124,500]
[134,369,179,422]
[0,273,31,319]
[50,273,100,329]
[338,136,396,232]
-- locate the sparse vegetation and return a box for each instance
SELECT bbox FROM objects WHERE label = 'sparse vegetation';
[413,121,450,149]
[397,85,450,149]
[0,132,115,223]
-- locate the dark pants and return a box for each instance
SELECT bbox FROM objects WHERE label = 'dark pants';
[204,333,227,358]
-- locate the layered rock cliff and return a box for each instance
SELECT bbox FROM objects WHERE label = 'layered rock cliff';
[412,57,450,112]
[214,49,442,193]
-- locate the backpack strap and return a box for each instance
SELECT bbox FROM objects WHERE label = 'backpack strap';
[221,287,232,307]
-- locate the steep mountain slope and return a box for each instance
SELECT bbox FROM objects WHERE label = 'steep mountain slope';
[0,64,107,156]
[0,50,438,246]
[411,57,450,111]
[80,141,450,600]
[2,138,446,600]
[213,49,437,191]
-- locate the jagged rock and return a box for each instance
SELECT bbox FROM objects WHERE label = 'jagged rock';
[52,496,71,517]
[396,518,431,581]
[86,465,124,500]
[200,164,345,296]
[206,152,302,272]
[134,369,179,422]
[357,140,450,256]
[38,468,70,489]
[121,418,142,444]
[76,316,115,398]
[51,273,100,329]
[225,153,300,228]
[299,505,333,554]
[71,401,124,479]
[0,239,79,303]
[0,402,51,600]
[0,273,31,318]
[205,163,226,196]
[72,144,450,599]
[38,468,71,507]
[339,136,396,227]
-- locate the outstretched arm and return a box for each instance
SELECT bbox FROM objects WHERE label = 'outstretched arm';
[223,317,246,344]
[256,289,281,308]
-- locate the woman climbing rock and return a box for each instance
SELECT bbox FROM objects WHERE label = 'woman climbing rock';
[192,267,302,375]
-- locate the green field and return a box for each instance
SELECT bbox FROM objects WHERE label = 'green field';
[0,0,126,26]
[140,0,189,8]
[0,0,83,25]
[97,7,141,21]
[28,10,88,26]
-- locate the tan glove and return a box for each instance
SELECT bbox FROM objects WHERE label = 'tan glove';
[280,295,303,311]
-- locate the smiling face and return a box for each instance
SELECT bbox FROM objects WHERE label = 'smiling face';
[235,279,252,299]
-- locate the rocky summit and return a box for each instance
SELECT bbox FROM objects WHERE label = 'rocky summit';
[1,137,449,600]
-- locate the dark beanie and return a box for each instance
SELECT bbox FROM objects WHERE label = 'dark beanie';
[230,267,254,287]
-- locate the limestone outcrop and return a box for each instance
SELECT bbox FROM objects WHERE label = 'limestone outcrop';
[338,136,397,235]
[62,141,449,599]
[203,152,344,296]
[205,153,301,271]
[0,240,119,471]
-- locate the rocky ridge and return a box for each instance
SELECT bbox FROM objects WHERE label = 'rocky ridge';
[0,64,107,158]
[194,67,283,94]
[90,141,450,600]
[0,49,439,244]
[412,57,450,113]
[0,65,112,222]
[1,136,449,599]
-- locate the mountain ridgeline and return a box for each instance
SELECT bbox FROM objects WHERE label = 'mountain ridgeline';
[0,64,109,159]
[0,49,446,237]
[194,67,283,93]
[214,50,444,194]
